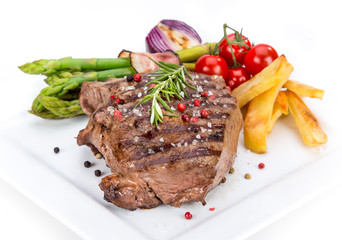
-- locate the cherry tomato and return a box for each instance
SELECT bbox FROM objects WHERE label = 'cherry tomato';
[243,44,278,75]
[225,66,251,90]
[219,33,252,66]
[195,55,228,80]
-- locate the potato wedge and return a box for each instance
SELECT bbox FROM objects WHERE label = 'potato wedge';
[285,90,327,146]
[274,91,288,115]
[267,91,288,134]
[284,80,324,99]
[267,108,284,135]
[244,78,289,153]
[232,55,294,108]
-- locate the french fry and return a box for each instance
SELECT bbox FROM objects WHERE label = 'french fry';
[232,55,294,108]
[244,77,289,153]
[285,90,327,146]
[267,91,288,134]
[284,80,324,99]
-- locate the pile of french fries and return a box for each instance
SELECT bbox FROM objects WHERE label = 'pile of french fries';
[232,55,327,153]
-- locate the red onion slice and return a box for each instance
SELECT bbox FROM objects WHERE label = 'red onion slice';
[146,19,202,53]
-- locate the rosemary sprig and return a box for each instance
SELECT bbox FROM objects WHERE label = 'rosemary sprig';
[135,58,196,126]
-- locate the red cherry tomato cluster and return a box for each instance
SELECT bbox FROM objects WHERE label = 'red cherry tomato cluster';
[194,25,279,91]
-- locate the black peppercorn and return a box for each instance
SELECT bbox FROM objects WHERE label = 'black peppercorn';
[84,161,91,168]
[126,75,134,82]
[94,169,102,177]
[54,147,60,153]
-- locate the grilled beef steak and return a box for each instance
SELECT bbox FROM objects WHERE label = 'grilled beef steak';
[77,71,243,210]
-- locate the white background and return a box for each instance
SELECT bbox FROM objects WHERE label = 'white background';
[1,0,342,239]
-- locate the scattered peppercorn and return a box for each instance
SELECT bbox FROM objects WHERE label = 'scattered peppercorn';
[116,98,122,104]
[200,109,209,118]
[244,173,252,179]
[110,95,115,99]
[209,207,215,211]
[150,84,156,88]
[94,170,102,177]
[113,110,122,120]
[95,153,103,159]
[258,163,265,169]
[184,211,192,220]
[181,114,190,122]
[126,75,134,82]
[192,116,198,123]
[53,147,60,153]
[229,167,235,174]
[178,103,186,112]
[209,94,216,99]
[201,91,208,97]
[134,73,142,82]
[194,99,200,106]
[84,161,91,168]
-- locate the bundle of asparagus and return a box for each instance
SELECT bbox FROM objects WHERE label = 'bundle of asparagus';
[19,43,215,119]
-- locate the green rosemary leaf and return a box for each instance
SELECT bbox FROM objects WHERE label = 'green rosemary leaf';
[156,96,174,113]
[136,59,195,126]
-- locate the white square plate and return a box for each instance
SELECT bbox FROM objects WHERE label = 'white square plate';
[1,0,342,239]
[1,87,341,240]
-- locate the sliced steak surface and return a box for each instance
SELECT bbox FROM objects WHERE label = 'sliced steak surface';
[77,71,243,210]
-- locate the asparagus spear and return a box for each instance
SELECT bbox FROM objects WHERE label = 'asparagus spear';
[176,42,216,63]
[31,67,136,113]
[19,57,131,75]
[44,70,86,85]
[34,96,84,118]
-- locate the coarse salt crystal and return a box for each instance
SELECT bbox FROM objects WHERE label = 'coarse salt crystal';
[195,74,199,79]
[126,86,135,91]
[196,134,201,139]
[208,90,213,96]
[171,143,176,147]
[201,127,207,133]
[148,148,155,154]
[177,142,182,147]
[159,138,164,143]
[184,142,188,147]
[223,104,228,107]
[222,115,227,118]
[204,80,208,83]
[107,106,114,112]
[180,91,184,98]
[197,86,203,92]
[132,109,140,115]
[134,136,139,142]
[207,122,212,128]
[137,92,142,98]
[192,140,198,145]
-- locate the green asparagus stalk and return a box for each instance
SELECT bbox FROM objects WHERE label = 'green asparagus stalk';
[31,67,136,114]
[44,70,86,85]
[176,42,216,63]
[182,62,196,71]
[19,57,131,75]
[33,96,84,118]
